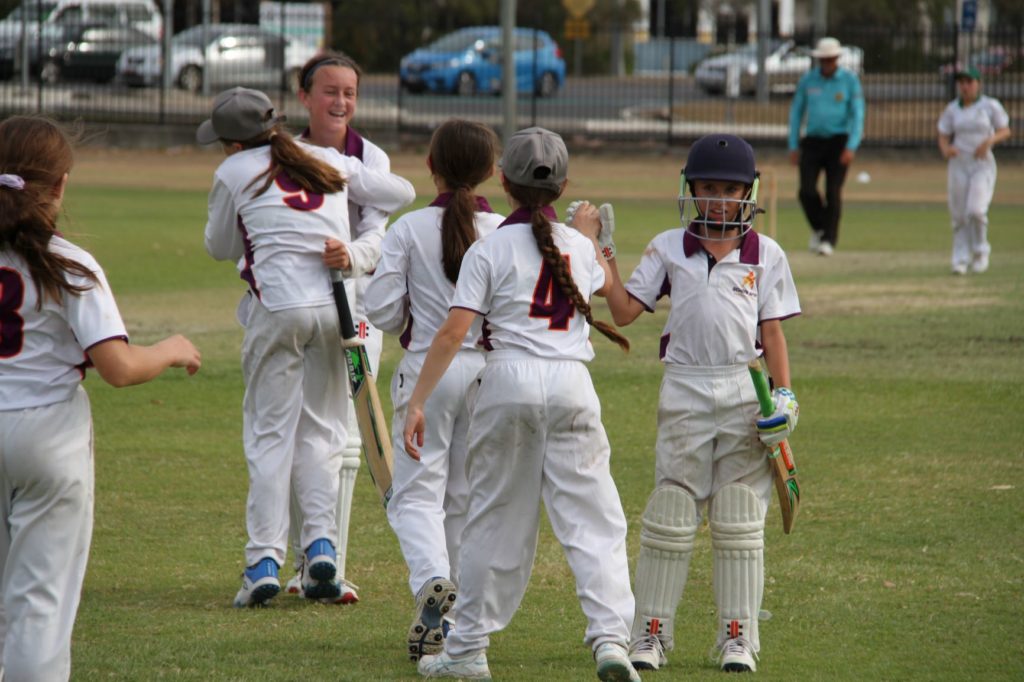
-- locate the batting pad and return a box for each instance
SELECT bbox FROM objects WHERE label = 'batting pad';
[631,485,699,650]
[710,483,765,651]
[335,450,360,577]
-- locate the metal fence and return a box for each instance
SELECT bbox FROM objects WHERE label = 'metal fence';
[0,13,1020,150]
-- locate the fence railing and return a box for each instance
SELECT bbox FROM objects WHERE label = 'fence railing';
[0,18,1020,149]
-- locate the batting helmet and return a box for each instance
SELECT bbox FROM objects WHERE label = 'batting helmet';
[678,134,760,240]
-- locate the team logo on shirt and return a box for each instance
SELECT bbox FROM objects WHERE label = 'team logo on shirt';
[732,269,757,298]
[835,92,845,102]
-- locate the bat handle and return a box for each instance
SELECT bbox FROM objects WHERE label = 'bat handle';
[331,268,359,342]
[747,358,775,418]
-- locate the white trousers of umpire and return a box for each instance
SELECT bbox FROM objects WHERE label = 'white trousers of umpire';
[947,154,996,270]
[654,363,773,511]
[0,386,93,682]
[445,352,634,657]
[242,299,346,568]
[387,349,481,596]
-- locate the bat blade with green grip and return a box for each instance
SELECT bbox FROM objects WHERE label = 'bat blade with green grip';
[747,358,800,534]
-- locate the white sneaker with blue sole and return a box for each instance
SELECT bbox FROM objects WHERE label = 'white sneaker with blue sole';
[233,557,280,608]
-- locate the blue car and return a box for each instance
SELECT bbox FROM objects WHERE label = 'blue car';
[400,26,565,97]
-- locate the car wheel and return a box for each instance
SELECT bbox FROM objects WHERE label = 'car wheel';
[40,60,60,85]
[178,65,202,93]
[454,71,476,96]
[536,71,558,97]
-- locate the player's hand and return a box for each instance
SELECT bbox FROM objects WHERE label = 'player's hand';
[566,200,616,260]
[403,405,425,461]
[756,387,798,446]
[164,335,202,376]
[943,147,959,159]
[839,149,855,166]
[788,150,800,166]
[323,239,350,270]
[973,143,990,159]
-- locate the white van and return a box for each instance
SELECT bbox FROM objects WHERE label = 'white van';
[0,0,162,44]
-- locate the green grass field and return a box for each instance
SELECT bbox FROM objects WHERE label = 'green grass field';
[58,149,1024,680]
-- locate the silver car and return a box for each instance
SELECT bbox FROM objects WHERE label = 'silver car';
[116,23,317,93]
[694,39,863,96]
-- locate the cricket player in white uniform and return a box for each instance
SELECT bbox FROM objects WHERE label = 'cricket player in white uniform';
[403,128,641,682]
[286,53,392,603]
[363,119,504,661]
[585,134,801,673]
[197,87,414,607]
[937,66,1011,275]
[0,116,201,681]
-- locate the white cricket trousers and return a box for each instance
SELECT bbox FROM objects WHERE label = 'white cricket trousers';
[242,300,346,568]
[387,349,482,596]
[655,363,773,511]
[947,154,996,269]
[446,352,634,657]
[0,387,93,682]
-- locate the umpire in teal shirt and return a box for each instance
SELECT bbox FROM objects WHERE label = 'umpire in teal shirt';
[788,37,865,256]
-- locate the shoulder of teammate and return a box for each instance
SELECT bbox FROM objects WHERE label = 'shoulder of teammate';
[48,235,103,281]
[476,211,506,239]
[360,137,391,170]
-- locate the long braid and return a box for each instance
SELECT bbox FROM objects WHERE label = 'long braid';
[235,125,347,198]
[524,201,629,352]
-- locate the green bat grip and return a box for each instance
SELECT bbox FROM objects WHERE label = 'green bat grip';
[748,359,775,417]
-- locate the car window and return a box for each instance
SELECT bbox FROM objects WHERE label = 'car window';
[89,6,120,23]
[52,6,83,24]
[428,30,487,52]
[174,25,230,47]
[5,2,59,21]
[125,5,153,22]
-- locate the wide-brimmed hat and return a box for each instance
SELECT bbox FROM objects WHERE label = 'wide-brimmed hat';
[196,87,285,145]
[811,37,843,59]
[499,127,568,193]
[955,66,981,81]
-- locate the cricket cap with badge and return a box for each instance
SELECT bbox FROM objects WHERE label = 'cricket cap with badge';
[499,126,568,192]
[196,87,286,145]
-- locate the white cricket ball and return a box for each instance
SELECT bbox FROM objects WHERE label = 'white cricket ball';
[856,171,871,184]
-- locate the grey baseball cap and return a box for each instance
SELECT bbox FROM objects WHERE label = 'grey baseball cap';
[499,127,568,192]
[196,87,285,145]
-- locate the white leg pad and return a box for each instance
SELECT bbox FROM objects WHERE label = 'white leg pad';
[335,447,360,579]
[710,483,765,651]
[630,485,699,651]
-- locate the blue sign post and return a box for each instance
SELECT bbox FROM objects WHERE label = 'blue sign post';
[961,0,977,32]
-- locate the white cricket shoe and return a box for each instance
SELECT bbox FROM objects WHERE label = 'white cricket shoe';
[232,557,280,608]
[816,241,834,256]
[301,538,340,601]
[418,649,491,680]
[808,231,823,253]
[971,253,989,273]
[718,637,757,673]
[951,263,968,275]
[285,564,303,595]
[408,577,457,661]
[629,634,667,670]
[320,578,360,605]
[595,642,641,682]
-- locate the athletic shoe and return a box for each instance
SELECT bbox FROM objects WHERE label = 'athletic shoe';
[816,241,834,256]
[808,231,823,253]
[232,557,280,608]
[320,578,360,605]
[301,538,340,600]
[408,577,457,662]
[418,649,491,680]
[951,263,968,275]
[718,637,757,673]
[285,564,304,595]
[971,253,989,273]
[629,634,667,670]
[595,642,641,682]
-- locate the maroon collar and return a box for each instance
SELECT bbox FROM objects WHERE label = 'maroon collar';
[683,227,760,265]
[429,192,494,213]
[299,127,365,160]
[498,205,557,228]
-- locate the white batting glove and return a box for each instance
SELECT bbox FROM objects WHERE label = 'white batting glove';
[566,200,616,260]
[756,387,799,446]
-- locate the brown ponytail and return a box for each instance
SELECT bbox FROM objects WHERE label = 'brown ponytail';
[239,125,348,197]
[0,116,98,308]
[429,119,499,283]
[507,183,629,353]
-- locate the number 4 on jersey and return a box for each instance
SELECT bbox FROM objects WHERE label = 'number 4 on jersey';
[529,255,574,330]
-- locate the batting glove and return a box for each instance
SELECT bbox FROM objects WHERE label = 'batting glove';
[756,387,799,447]
[565,200,617,260]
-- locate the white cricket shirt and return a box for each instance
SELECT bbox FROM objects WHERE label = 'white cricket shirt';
[451,208,606,361]
[363,194,504,352]
[203,143,414,312]
[0,237,128,410]
[625,229,800,366]
[937,95,1010,159]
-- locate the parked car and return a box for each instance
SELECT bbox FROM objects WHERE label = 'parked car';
[29,22,155,83]
[400,26,565,97]
[939,47,1016,77]
[694,39,864,96]
[116,23,318,93]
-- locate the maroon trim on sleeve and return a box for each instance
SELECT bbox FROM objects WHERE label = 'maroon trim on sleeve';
[83,335,129,353]
[759,311,802,324]
[739,230,760,265]
[450,305,485,316]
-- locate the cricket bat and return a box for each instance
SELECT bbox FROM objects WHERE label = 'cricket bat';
[748,358,800,534]
[331,269,394,507]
